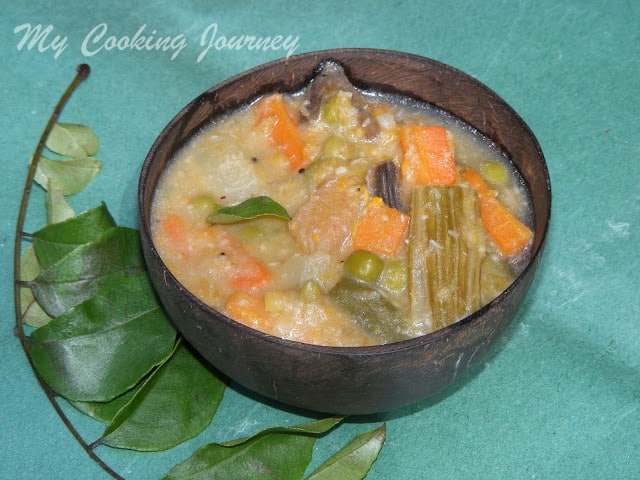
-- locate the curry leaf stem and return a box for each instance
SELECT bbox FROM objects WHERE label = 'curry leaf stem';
[13,63,90,322]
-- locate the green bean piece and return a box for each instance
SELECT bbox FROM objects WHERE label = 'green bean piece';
[329,277,410,343]
[378,259,407,297]
[343,250,385,283]
[408,185,486,333]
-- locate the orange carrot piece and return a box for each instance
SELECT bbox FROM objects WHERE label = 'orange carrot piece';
[224,291,273,330]
[461,169,533,257]
[400,125,457,186]
[256,94,307,171]
[353,197,410,258]
[479,196,533,257]
[213,228,273,294]
[229,256,272,293]
[159,214,187,247]
[459,168,494,197]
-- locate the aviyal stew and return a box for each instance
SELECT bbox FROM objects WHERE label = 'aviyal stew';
[151,63,533,346]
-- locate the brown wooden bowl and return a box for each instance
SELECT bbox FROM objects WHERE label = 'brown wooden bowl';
[138,49,551,415]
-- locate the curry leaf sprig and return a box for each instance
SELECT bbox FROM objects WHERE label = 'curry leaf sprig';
[14,65,386,480]
[20,130,226,453]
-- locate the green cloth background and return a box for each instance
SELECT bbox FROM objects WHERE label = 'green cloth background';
[1,1,638,478]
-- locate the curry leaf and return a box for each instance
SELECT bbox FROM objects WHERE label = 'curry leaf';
[29,272,176,402]
[32,202,116,269]
[31,226,144,317]
[45,122,99,157]
[207,196,291,224]
[305,424,386,480]
[34,155,102,195]
[46,178,75,224]
[22,301,53,329]
[19,245,40,310]
[162,417,344,480]
[19,245,53,328]
[71,386,139,424]
[101,342,227,451]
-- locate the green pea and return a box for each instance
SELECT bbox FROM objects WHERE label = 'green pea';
[344,250,385,283]
[320,92,356,129]
[190,195,219,215]
[300,280,323,302]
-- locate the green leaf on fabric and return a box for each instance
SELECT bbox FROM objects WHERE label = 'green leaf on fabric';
[46,178,75,224]
[207,196,291,224]
[71,386,139,424]
[19,245,41,311]
[29,272,176,402]
[22,301,53,329]
[32,202,116,269]
[19,245,53,328]
[306,424,386,480]
[31,226,145,317]
[162,417,344,480]
[34,155,102,196]
[101,342,227,451]
[46,122,99,157]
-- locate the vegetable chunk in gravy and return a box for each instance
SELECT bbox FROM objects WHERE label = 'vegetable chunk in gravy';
[152,62,533,346]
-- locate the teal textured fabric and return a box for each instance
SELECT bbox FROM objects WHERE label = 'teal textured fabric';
[1,1,638,478]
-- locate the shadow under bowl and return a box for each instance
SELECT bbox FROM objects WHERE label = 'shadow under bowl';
[138,48,551,415]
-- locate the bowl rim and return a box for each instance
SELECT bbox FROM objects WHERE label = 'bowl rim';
[138,47,552,356]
